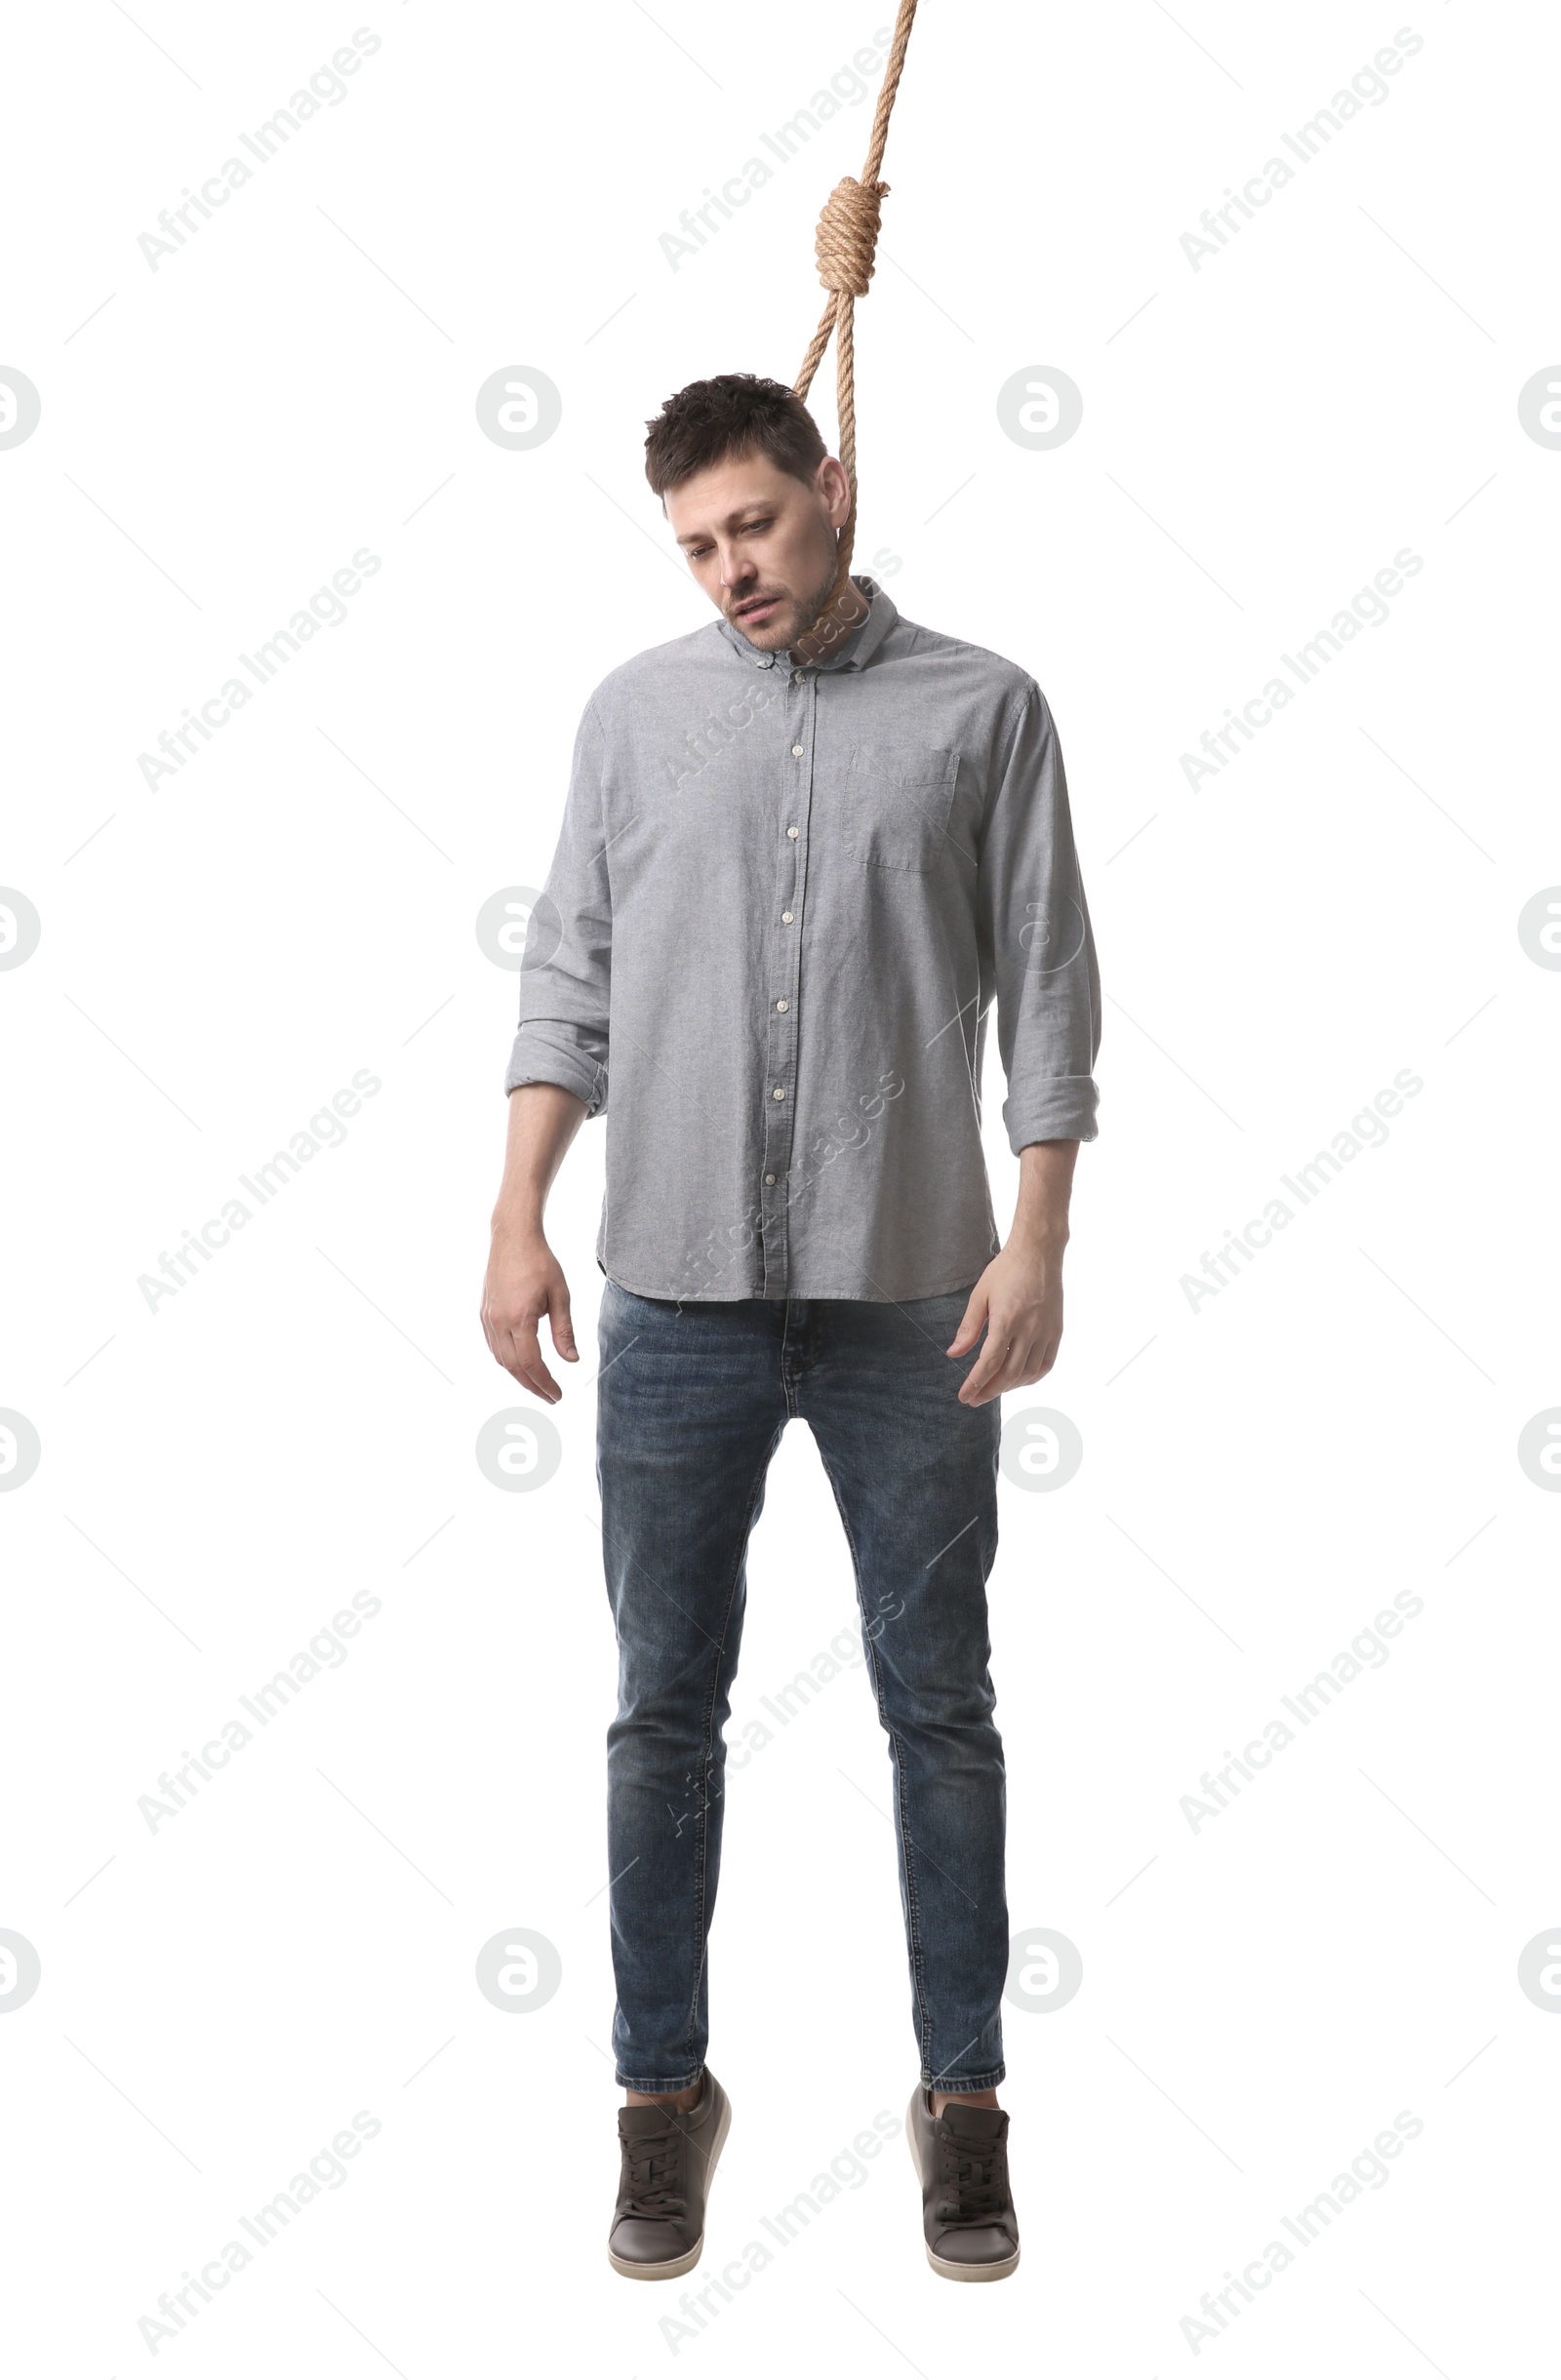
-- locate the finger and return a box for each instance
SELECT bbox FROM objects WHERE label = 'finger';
[507,1320,561,1404]
[946,1285,989,1355]
[962,1322,1046,1406]
[1019,1331,1059,1391]
[959,1334,1013,1405]
[547,1283,579,1362]
[514,1357,561,1403]
[1020,1322,1062,1384]
[1028,1329,1061,1381]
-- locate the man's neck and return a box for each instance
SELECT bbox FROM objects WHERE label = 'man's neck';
[789,571,870,669]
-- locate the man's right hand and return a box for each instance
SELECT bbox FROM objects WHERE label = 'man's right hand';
[481,1082,590,1402]
[480,1228,578,1404]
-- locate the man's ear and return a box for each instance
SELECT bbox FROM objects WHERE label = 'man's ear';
[817,456,851,526]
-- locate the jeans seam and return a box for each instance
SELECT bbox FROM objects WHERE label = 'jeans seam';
[815,1453,934,2074]
[681,1418,785,2078]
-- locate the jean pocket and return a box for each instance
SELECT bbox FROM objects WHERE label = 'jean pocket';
[840,742,959,872]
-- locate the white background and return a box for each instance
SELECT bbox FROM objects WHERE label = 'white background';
[3,0,1557,2370]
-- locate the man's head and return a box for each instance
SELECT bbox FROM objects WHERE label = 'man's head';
[644,373,855,654]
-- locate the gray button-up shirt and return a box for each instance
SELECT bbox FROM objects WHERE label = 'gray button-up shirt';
[504,574,1101,1301]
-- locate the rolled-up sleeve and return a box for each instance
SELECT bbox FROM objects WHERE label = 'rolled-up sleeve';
[976,682,1101,1151]
[503,698,612,1117]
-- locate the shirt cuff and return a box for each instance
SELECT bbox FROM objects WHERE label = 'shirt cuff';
[503,1028,607,1118]
[1003,1079,1099,1153]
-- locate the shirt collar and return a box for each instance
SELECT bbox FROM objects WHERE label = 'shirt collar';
[713,574,899,672]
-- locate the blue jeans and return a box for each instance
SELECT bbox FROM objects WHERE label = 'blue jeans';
[595,1280,1008,2094]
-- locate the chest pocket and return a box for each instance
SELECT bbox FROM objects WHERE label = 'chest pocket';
[840,742,959,873]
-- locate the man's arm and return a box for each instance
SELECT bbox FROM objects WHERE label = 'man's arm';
[953,682,1101,1408]
[484,695,613,1402]
[480,1082,589,1403]
[949,1137,1076,1407]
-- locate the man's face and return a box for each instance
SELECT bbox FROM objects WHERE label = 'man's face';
[663,451,850,652]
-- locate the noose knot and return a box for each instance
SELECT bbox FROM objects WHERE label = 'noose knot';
[788,0,919,639]
[814,176,889,298]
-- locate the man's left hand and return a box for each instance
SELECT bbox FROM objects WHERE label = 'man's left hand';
[947,1238,1065,1408]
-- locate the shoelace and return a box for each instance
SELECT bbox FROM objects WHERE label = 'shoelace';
[937,2130,1007,2226]
[620,2123,688,2221]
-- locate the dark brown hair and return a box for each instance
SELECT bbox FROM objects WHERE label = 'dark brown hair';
[643,373,826,499]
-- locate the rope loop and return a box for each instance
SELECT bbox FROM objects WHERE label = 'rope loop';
[815,176,889,298]
[789,0,919,623]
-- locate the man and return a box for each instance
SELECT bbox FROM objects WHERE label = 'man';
[480,373,1101,2284]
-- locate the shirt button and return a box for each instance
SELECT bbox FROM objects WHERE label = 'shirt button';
[776,999,789,1012]
[764,1172,777,1185]
[772,1086,785,1100]
[781,910,794,924]
[791,744,804,757]
[786,825,798,839]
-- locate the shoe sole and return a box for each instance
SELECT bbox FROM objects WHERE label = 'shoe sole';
[904,2101,1021,2282]
[608,2091,733,2281]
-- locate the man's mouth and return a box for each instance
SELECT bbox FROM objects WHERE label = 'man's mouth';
[734,594,780,623]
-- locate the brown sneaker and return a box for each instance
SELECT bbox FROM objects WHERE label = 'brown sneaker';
[608,2070,732,2280]
[905,2084,1021,2281]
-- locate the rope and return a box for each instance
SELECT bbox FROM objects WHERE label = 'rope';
[792,0,919,620]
